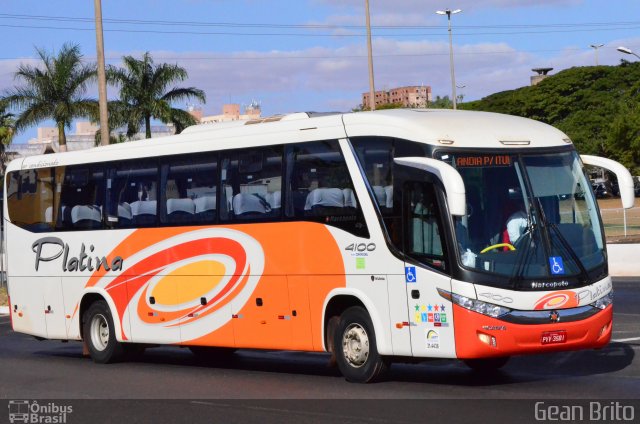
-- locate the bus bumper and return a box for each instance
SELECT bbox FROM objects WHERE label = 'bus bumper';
[453,304,612,359]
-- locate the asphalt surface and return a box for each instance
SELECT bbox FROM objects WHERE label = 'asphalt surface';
[0,279,638,423]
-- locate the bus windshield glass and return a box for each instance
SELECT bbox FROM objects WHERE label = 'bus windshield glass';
[438,150,605,282]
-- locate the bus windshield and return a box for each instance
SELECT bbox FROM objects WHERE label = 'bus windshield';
[438,150,605,283]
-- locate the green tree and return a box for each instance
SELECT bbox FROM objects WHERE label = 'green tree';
[463,62,640,172]
[2,43,97,152]
[0,100,15,173]
[353,103,399,112]
[106,52,206,139]
[607,102,640,175]
[430,95,453,109]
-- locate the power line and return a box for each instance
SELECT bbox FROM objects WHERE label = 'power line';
[1,12,640,38]
[0,13,639,31]
[1,22,639,38]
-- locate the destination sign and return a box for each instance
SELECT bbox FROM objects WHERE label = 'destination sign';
[455,154,512,168]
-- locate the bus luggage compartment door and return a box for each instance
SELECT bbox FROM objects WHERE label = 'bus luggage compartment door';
[7,277,48,339]
[42,276,68,339]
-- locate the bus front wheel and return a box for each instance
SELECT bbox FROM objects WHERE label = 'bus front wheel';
[82,300,124,364]
[334,306,389,383]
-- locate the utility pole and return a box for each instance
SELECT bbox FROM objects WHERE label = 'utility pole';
[365,0,376,111]
[94,0,110,145]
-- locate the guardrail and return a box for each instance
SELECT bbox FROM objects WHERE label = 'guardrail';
[600,206,640,240]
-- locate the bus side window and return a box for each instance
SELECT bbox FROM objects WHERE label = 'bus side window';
[106,160,158,228]
[220,146,283,222]
[286,140,368,238]
[159,154,218,226]
[6,169,55,233]
[351,137,394,213]
[58,166,105,231]
[404,181,446,271]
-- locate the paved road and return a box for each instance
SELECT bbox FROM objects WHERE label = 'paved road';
[0,279,638,423]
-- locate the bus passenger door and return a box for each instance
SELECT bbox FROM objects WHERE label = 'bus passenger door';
[403,181,456,358]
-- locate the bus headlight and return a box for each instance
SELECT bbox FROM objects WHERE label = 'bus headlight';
[438,289,511,318]
[590,292,613,310]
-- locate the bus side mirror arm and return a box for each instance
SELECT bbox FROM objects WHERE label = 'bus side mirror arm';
[581,155,635,209]
[394,157,466,216]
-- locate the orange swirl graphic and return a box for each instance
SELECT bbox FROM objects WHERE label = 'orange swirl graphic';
[104,237,247,323]
[534,291,578,310]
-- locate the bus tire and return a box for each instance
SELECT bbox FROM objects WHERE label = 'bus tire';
[334,306,389,383]
[464,356,509,372]
[82,300,124,364]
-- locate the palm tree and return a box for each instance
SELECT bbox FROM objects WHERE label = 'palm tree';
[2,43,97,152]
[0,100,15,174]
[107,52,206,139]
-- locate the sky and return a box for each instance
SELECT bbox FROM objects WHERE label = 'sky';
[1,0,639,144]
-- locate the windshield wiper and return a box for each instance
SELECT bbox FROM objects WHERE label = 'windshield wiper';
[547,221,589,282]
[534,197,589,282]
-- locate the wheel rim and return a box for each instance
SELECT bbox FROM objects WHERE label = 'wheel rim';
[342,323,370,368]
[90,313,110,352]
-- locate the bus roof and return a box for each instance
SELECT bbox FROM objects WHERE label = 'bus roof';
[342,109,570,149]
[7,109,572,173]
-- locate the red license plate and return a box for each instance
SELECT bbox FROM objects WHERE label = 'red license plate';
[541,330,567,345]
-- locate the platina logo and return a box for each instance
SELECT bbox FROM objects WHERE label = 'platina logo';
[32,237,124,272]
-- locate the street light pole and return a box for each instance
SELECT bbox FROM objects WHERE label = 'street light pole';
[94,0,110,146]
[615,45,638,237]
[590,44,604,66]
[456,83,466,105]
[436,9,462,110]
[365,0,376,111]
[617,46,640,60]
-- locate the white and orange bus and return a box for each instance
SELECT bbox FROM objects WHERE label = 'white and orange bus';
[3,109,635,382]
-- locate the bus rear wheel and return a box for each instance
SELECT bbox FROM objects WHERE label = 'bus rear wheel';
[82,300,124,364]
[334,306,389,383]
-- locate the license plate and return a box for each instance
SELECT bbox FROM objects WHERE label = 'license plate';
[541,330,567,345]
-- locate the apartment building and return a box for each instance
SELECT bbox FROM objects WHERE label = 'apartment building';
[362,85,432,109]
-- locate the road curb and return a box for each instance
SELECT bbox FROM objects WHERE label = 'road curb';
[0,306,9,316]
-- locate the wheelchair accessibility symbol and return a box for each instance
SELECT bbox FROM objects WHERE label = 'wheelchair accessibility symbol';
[549,256,565,275]
[405,266,417,283]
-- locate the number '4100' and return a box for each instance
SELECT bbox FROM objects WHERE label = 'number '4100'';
[344,243,376,252]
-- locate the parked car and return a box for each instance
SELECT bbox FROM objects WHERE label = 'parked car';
[592,182,613,198]
[611,182,620,197]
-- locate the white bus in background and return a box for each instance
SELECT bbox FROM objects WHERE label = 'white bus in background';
[3,109,635,383]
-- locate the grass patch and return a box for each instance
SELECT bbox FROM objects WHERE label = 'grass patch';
[0,286,7,307]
